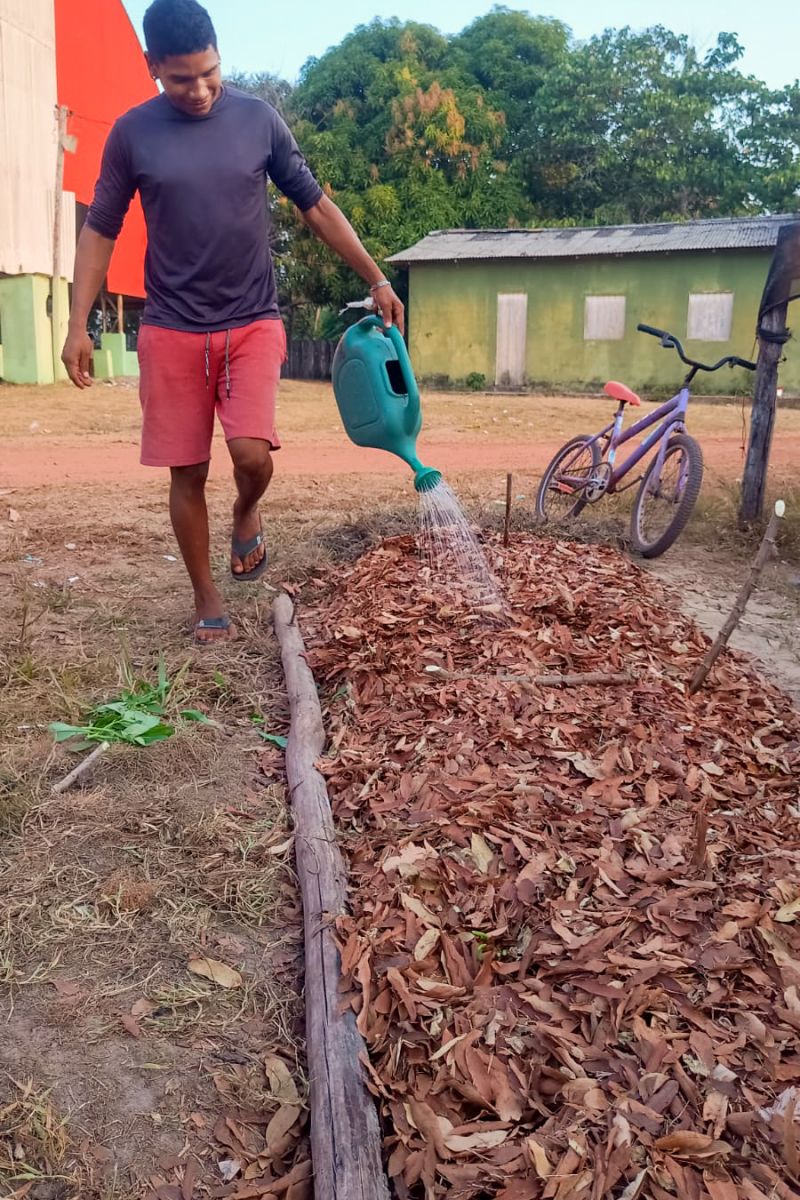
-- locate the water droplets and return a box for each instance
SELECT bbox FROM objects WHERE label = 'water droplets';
[417,481,505,616]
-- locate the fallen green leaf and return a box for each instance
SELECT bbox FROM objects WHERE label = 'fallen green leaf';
[257,731,288,749]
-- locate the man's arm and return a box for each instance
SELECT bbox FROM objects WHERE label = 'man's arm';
[61,228,116,389]
[62,119,136,389]
[301,196,404,332]
[264,113,404,333]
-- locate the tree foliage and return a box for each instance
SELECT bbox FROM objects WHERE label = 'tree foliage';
[228,8,800,331]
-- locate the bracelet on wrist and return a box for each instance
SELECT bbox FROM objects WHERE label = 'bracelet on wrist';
[369,279,391,292]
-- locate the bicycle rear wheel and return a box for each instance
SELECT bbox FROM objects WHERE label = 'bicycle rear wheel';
[536,434,601,522]
[630,433,703,558]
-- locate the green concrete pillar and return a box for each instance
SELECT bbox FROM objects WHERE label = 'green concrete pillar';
[0,274,62,384]
[92,347,115,380]
[97,331,139,379]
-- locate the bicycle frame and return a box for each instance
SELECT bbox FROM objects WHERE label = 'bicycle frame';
[582,386,690,494]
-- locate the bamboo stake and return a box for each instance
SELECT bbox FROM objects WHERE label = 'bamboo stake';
[689,499,785,695]
[52,741,110,795]
[424,666,635,687]
[272,594,390,1200]
[503,473,513,547]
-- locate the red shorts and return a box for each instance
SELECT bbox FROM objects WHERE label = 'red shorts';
[137,318,285,467]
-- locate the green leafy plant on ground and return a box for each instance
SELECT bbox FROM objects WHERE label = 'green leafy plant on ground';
[49,658,212,750]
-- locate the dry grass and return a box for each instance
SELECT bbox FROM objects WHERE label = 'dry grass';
[0,484,312,1195]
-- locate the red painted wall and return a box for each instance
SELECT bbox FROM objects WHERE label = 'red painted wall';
[55,0,157,298]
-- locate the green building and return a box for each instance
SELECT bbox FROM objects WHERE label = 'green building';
[389,214,800,396]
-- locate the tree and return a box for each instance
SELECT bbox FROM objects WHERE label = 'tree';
[277,18,531,319]
[453,7,569,157]
[740,83,800,213]
[225,70,292,113]
[223,15,798,340]
[526,28,760,224]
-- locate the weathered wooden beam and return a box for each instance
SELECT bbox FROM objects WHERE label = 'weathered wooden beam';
[272,594,389,1200]
[738,229,796,525]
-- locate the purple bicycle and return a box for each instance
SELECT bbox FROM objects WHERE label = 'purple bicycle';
[536,323,757,558]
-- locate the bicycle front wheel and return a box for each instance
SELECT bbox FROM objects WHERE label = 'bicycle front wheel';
[536,434,601,523]
[631,433,703,558]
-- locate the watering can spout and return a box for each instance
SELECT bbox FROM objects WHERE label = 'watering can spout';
[413,466,442,493]
[331,316,442,490]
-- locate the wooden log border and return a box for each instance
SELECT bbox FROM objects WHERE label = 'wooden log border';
[272,594,390,1200]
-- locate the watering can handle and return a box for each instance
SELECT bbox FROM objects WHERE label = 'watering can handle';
[361,316,420,406]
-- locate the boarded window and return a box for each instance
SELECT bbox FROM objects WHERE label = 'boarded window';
[495,294,528,387]
[584,296,626,341]
[687,293,734,341]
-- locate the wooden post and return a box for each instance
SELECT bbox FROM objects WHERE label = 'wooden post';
[272,594,390,1200]
[740,303,789,527]
[117,294,125,336]
[51,104,71,382]
[689,500,785,695]
[503,473,513,548]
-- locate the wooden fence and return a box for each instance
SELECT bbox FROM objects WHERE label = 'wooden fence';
[281,339,336,381]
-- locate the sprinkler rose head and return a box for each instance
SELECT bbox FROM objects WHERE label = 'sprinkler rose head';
[414,467,443,493]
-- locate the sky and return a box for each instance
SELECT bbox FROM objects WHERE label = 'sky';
[122,0,799,90]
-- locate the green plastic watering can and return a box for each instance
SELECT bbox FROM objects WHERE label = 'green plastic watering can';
[331,316,442,492]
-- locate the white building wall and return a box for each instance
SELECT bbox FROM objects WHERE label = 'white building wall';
[0,0,75,279]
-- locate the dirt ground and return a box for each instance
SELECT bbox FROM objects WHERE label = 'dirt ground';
[3,378,800,489]
[0,378,798,1196]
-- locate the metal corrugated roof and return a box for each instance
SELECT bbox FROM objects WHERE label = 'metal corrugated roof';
[388,214,800,265]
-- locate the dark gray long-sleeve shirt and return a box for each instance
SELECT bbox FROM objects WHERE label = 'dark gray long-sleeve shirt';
[86,87,323,332]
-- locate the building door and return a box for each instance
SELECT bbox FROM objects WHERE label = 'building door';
[495,293,528,387]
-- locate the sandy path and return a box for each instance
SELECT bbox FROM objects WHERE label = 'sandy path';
[3,432,799,487]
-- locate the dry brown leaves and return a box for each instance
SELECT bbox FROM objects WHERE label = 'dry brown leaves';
[301,535,800,1200]
[142,1052,311,1200]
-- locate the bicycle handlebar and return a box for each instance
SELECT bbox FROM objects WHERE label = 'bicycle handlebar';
[636,322,757,374]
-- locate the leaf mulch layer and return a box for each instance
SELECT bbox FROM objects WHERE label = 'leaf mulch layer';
[299,534,800,1200]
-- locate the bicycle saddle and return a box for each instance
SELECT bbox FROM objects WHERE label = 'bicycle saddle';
[604,380,642,407]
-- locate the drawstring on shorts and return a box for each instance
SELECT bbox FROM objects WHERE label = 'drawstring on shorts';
[203,329,232,400]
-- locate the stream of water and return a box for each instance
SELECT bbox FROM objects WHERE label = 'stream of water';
[417,480,505,615]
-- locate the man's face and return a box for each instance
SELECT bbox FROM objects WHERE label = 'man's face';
[147,46,223,118]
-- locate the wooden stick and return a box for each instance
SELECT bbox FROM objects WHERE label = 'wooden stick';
[424,666,635,687]
[689,500,785,695]
[692,797,710,869]
[503,473,513,547]
[272,594,390,1200]
[51,104,70,380]
[51,741,110,795]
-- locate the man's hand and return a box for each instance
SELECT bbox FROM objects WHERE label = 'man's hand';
[62,328,94,389]
[371,282,405,334]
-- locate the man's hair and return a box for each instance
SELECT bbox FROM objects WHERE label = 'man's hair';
[143,0,217,61]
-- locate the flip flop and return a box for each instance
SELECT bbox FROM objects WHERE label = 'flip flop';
[231,528,268,582]
[194,614,235,644]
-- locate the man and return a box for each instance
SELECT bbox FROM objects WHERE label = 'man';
[62,0,403,644]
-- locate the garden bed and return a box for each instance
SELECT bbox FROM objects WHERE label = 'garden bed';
[299,534,800,1200]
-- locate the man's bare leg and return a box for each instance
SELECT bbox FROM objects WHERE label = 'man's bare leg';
[170,461,236,643]
[228,437,273,576]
